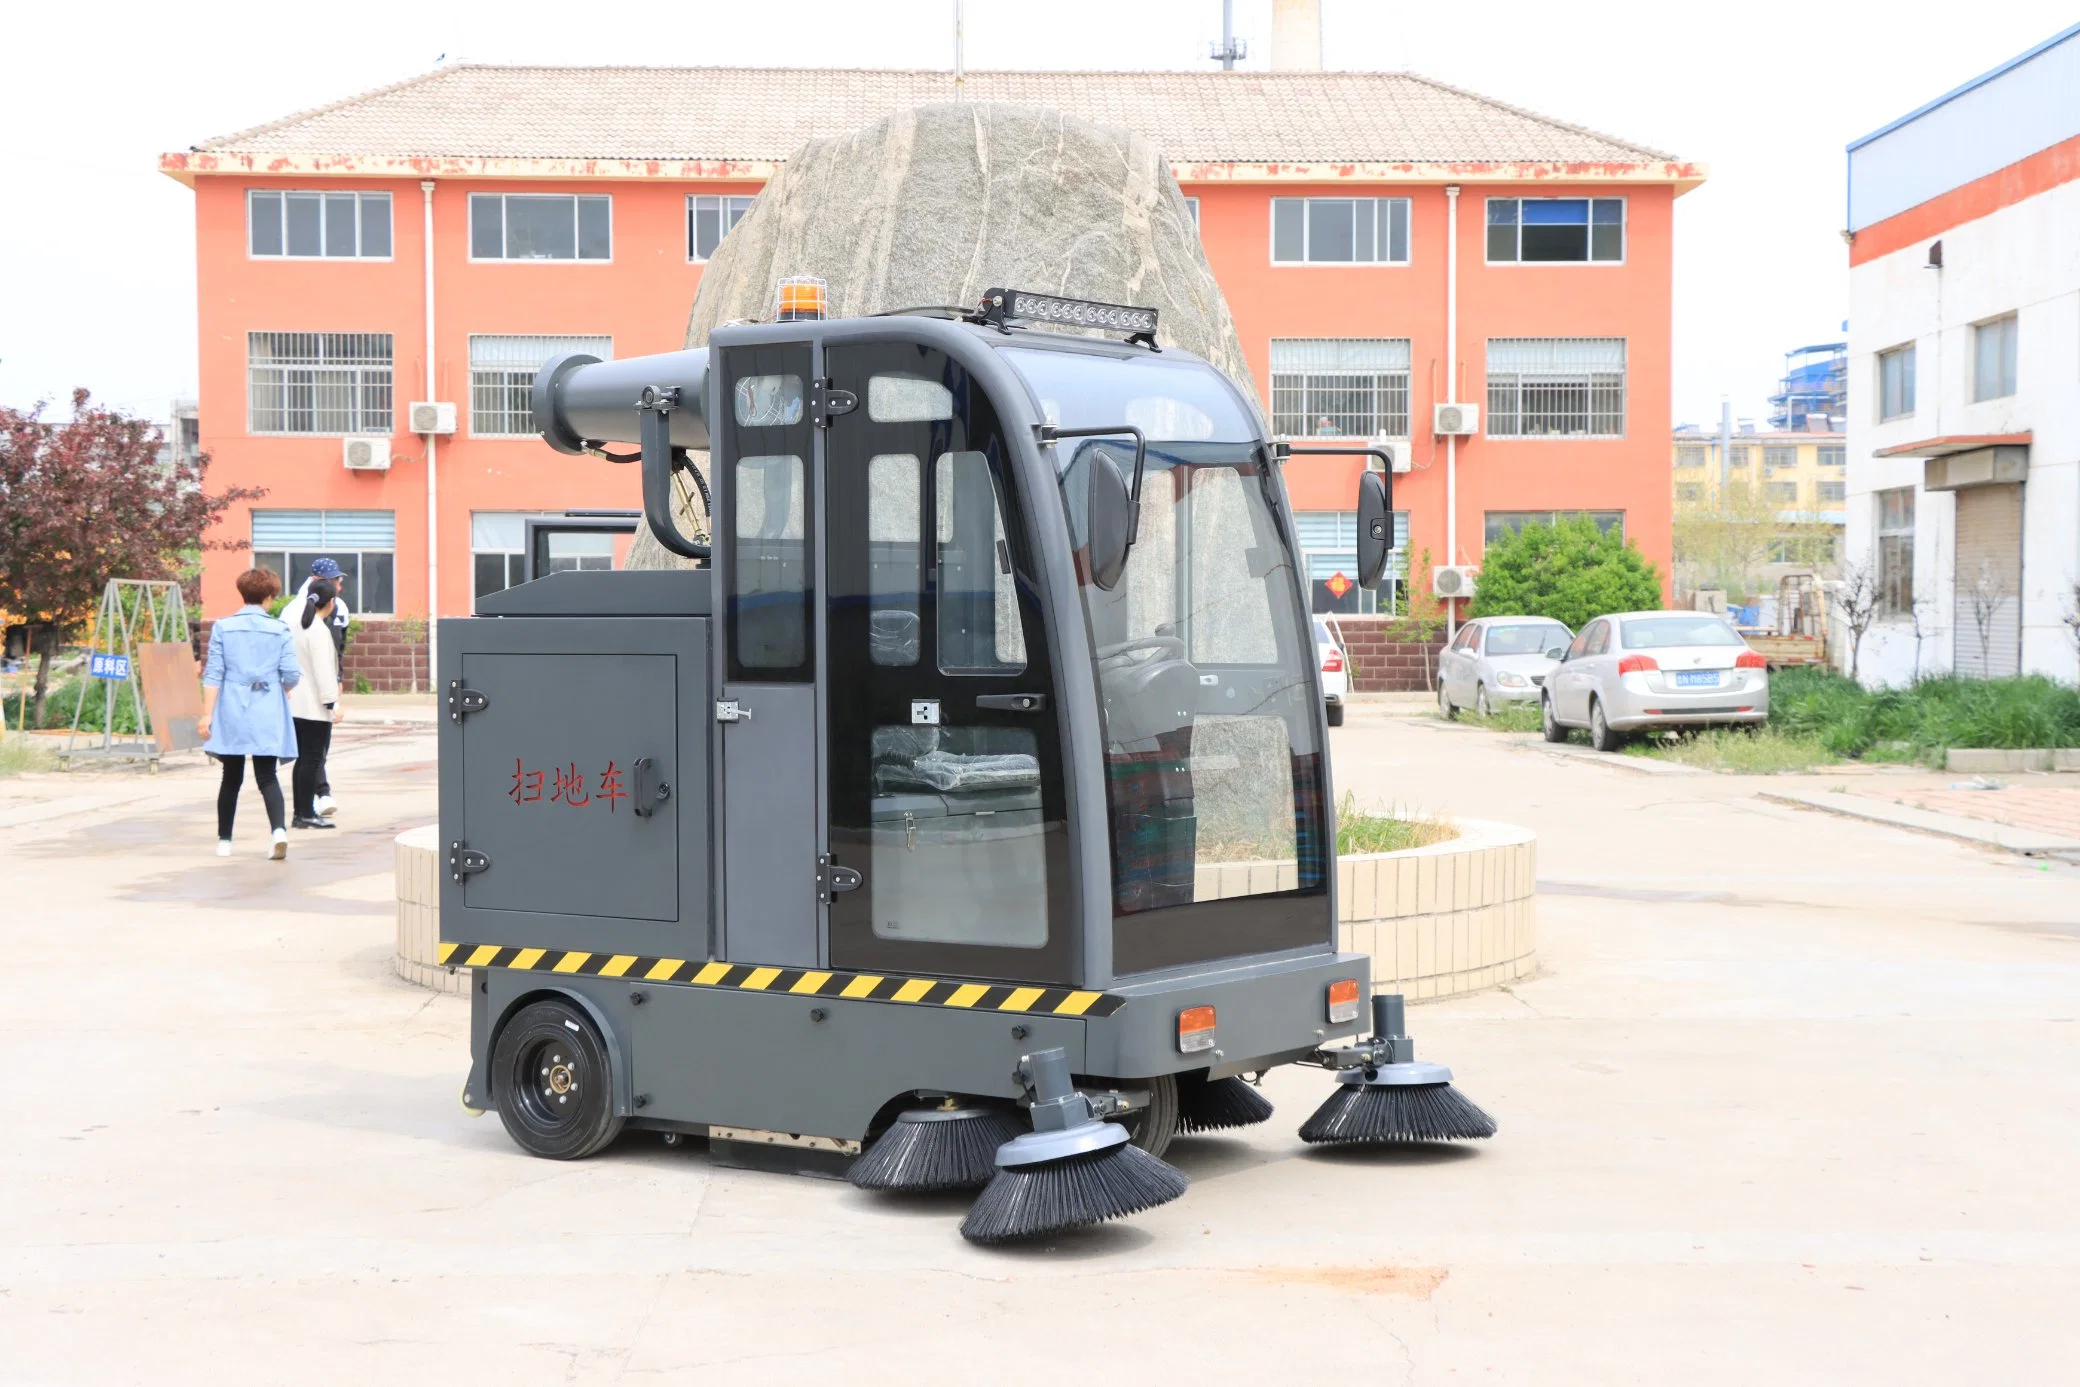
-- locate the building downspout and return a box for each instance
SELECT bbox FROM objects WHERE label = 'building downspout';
[421,179,439,683]
[1445,183,1460,638]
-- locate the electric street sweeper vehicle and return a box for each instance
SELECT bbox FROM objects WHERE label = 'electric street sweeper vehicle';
[438,287,1492,1242]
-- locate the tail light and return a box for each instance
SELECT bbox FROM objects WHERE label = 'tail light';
[1735,650,1767,669]
[1617,653,1658,676]
[1177,1005,1218,1054]
[1322,647,1345,674]
[1326,978,1361,1025]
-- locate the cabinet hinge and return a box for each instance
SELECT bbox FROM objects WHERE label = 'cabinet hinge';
[447,679,489,723]
[449,842,491,882]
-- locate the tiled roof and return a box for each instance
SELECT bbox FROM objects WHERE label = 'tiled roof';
[191,65,1679,167]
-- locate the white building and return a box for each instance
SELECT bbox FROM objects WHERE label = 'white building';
[1844,23,2080,684]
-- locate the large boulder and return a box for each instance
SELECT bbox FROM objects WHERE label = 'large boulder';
[628,101,1254,569]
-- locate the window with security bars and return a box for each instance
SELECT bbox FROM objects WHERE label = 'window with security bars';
[469,335,612,436]
[1270,339,1411,438]
[1485,338,1625,438]
[1763,446,1797,471]
[1818,446,1846,468]
[688,195,754,260]
[1675,445,1707,469]
[247,332,393,435]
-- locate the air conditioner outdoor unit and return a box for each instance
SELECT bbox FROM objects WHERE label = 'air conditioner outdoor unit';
[1432,564,1477,600]
[343,436,392,472]
[1364,440,1413,474]
[1433,402,1480,437]
[409,401,457,435]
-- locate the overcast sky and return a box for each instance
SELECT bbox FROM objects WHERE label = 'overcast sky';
[2,0,2070,428]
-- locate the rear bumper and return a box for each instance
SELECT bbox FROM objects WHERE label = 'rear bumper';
[1608,706,1767,730]
[1487,682,1543,703]
[1083,949,1371,1078]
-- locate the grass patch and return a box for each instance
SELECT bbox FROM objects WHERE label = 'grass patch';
[1450,701,1543,734]
[1623,726,1836,774]
[1769,667,2080,761]
[0,734,58,778]
[3,677,144,734]
[1336,793,1458,855]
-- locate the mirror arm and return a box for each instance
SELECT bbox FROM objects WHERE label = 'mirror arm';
[639,395,712,562]
[1039,424,1148,542]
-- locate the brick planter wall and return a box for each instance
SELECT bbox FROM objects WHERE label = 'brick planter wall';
[197,616,430,694]
[1328,616,1445,692]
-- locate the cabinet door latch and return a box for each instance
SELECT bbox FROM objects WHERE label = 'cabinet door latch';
[449,842,491,882]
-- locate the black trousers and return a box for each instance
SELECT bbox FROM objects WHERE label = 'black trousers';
[217,755,285,839]
[292,718,333,820]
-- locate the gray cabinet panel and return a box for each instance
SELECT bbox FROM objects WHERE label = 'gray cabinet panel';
[720,682,820,967]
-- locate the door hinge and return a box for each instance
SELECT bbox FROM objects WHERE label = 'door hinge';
[816,853,863,905]
[449,842,491,882]
[715,699,752,723]
[447,680,489,723]
[811,378,858,427]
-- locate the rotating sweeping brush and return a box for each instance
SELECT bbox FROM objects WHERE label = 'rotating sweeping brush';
[847,1101,1028,1192]
[1298,994,1496,1145]
[960,1047,1188,1244]
[1175,1072,1275,1134]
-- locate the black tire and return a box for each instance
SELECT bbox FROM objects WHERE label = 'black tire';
[1589,697,1625,753]
[1325,700,1346,728]
[1091,1073,1179,1159]
[1437,681,1456,720]
[1475,684,1493,719]
[1540,694,1568,743]
[490,998,625,1160]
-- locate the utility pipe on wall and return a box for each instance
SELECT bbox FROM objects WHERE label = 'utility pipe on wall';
[421,180,439,678]
[1445,183,1460,636]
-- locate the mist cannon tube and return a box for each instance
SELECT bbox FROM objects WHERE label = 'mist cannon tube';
[532,349,712,455]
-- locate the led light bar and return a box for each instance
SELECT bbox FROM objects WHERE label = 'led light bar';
[983,287,1158,338]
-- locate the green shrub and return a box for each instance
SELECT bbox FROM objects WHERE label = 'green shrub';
[1468,515,1663,631]
[3,676,145,734]
[1767,667,2080,759]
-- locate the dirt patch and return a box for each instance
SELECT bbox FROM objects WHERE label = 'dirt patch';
[1244,1264,1449,1298]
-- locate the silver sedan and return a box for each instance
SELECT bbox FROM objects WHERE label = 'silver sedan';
[1541,611,1770,751]
[1436,616,1573,719]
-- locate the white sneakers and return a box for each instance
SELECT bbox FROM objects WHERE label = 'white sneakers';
[314,794,338,817]
[216,840,233,858]
[270,828,289,861]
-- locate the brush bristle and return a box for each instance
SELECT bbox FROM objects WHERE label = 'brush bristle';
[1176,1074,1275,1133]
[959,1142,1189,1244]
[1298,1082,1497,1144]
[848,1109,1028,1192]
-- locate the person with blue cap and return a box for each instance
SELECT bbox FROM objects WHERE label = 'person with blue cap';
[291,557,353,816]
[197,567,301,859]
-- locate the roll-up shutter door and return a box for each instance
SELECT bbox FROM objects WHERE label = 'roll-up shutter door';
[1953,483,2022,678]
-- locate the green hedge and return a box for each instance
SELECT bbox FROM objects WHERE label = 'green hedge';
[1769,667,2080,758]
[2,677,146,734]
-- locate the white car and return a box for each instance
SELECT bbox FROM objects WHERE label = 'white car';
[1436,616,1573,719]
[1315,619,1349,727]
[1541,611,1770,751]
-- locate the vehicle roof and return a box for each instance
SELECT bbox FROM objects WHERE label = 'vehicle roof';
[1467,614,1570,624]
[1593,611,1726,622]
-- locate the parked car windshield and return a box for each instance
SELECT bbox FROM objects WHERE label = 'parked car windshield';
[1621,616,1745,649]
[1313,619,1338,646]
[1484,622,1570,656]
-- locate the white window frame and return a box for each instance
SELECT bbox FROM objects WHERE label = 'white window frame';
[1185,196,1200,232]
[1269,339,1412,439]
[246,332,395,437]
[246,189,394,261]
[686,195,755,263]
[1269,197,1412,266]
[469,193,613,264]
[1971,313,2018,402]
[1485,197,1627,265]
[468,335,613,438]
[1875,486,1915,615]
[1484,338,1627,440]
[1878,343,1916,421]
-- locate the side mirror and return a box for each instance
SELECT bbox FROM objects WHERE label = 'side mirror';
[1355,471,1392,590]
[1087,447,1134,592]
[1545,646,1567,661]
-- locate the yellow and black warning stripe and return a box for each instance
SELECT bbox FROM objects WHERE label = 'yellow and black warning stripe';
[436,942,1125,1018]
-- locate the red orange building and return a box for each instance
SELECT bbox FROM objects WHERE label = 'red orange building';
[161,65,1700,660]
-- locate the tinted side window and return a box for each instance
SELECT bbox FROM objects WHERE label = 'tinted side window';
[1584,622,1610,656]
[722,343,815,680]
[1566,626,1593,659]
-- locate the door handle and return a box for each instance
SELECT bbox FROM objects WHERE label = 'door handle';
[631,756,671,818]
[976,693,1048,712]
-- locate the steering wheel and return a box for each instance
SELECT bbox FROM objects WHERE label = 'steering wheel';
[1095,635,1186,671]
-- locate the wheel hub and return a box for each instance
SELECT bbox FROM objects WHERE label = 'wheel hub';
[538,1050,579,1106]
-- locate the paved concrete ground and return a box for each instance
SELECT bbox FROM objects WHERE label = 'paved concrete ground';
[3,705,2078,1384]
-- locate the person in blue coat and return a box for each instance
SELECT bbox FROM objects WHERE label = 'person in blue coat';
[197,567,302,860]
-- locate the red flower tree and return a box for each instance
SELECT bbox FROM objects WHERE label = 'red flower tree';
[0,390,262,726]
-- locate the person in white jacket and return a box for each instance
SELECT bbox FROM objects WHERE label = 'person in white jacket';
[286,578,344,829]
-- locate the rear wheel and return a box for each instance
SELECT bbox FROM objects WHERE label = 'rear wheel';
[1475,684,1494,719]
[1589,697,1625,753]
[1540,694,1568,743]
[491,998,625,1160]
[1437,681,1456,720]
[1093,1073,1178,1159]
[1325,700,1346,728]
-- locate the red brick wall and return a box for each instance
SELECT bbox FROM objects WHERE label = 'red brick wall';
[196,617,430,694]
[1330,616,1446,693]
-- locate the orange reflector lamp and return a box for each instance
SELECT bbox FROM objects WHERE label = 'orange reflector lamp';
[774,275,828,322]
[1326,978,1361,1025]
[1177,1005,1217,1054]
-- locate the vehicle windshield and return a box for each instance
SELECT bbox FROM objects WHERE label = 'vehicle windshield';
[1001,345,1263,446]
[1485,623,1569,656]
[1622,616,1744,649]
[1056,438,1327,944]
